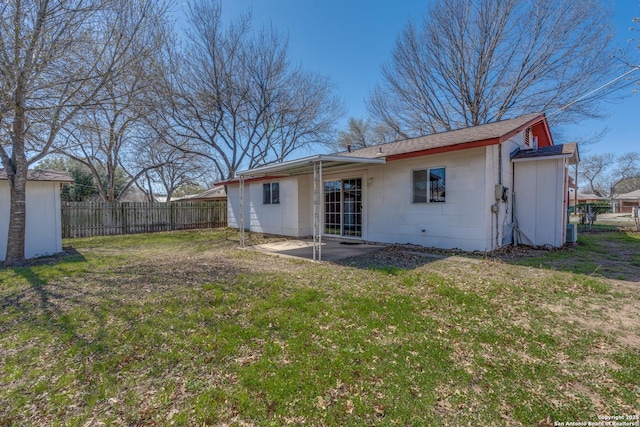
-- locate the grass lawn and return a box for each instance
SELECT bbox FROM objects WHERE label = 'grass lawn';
[1,229,639,426]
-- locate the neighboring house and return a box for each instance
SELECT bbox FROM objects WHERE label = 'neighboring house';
[220,113,578,254]
[568,191,606,212]
[172,186,227,202]
[575,192,604,205]
[613,189,640,213]
[1,169,73,261]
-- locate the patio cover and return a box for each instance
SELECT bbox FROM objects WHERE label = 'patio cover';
[235,154,386,178]
[233,154,386,261]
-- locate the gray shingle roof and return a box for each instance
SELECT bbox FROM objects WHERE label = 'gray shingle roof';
[174,185,227,201]
[334,113,544,159]
[0,169,73,183]
[615,189,640,200]
[510,142,578,160]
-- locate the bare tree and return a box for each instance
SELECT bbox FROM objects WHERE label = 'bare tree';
[168,0,343,180]
[609,152,640,196]
[338,118,372,150]
[137,135,209,202]
[580,154,615,197]
[369,0,624,137]
[0,0,168,265]
[330,117,400,151]
[60,1,171,202]
[580,152,640,198]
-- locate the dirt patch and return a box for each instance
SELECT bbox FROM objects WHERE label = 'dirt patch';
[335,238,640,353]
[546,297,640,349]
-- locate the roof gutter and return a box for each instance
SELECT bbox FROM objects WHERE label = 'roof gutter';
[217,154,386,185]
[236,154,386,177]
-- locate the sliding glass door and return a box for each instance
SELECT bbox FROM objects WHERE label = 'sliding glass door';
[324,178,362,237]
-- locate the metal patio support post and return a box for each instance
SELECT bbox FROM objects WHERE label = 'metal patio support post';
[312,161,323,261]
[313,164,317,261]
[239,175,245,248]
[319,161,322,261]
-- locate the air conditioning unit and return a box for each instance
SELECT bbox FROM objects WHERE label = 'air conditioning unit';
[566,223,578,244]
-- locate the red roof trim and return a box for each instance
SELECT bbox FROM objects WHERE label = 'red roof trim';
[385,114,549,162]
[386,137,500,162]
[531,121,553,148]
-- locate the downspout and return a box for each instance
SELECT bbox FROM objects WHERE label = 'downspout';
[239,175,245,248]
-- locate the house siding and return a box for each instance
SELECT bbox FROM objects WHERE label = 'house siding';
[366,147,489,251]
[297,175,312,236]
[226,185,249,229]
[488,130,530,250]
[249,178,299,236]
[228,177,302,236]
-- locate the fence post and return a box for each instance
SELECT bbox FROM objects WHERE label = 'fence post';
[121,202,128,234]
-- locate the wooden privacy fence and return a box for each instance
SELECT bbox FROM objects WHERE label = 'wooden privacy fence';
[62,201,227,238]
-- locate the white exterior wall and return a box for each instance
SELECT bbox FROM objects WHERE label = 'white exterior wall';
[1,180,64,261]
[297,175,312,236]
[365,148,491,251]
[485,131,529,250]
[227,177,303,236]
[513,158,565,247]
[226,184,250,229]
[249,177,299,235]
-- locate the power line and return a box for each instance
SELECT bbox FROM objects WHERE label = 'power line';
[548,65,640,118]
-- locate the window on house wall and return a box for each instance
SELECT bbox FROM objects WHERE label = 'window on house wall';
[412,167,445,203]
[263,182,280,204]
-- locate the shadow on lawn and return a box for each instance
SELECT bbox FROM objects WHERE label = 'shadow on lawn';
[334,246,459,272]
[0,250,129,353]
[0,247,86,314]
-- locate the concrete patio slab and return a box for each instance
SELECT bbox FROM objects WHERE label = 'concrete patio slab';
[249,239,384,261]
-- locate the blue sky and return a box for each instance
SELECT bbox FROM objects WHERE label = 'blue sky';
[206,0,640,157]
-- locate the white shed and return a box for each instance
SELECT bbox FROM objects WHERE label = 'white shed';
[1,169,73,261]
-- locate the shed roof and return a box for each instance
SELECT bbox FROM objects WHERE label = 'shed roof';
[0,169,73,183]
[510,142,579,165]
